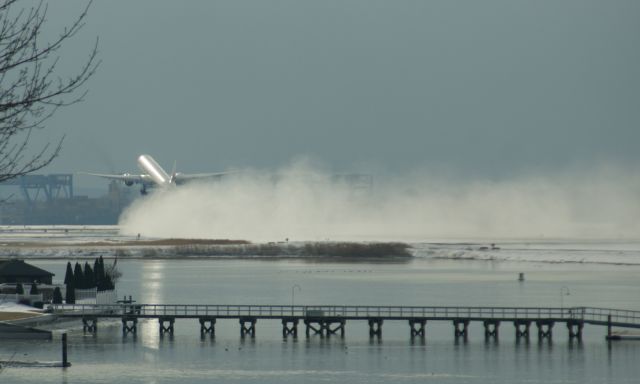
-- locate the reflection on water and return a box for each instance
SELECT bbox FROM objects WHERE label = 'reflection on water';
[140,261,165,350]
[1,319,639,384]
[140,260,165,304]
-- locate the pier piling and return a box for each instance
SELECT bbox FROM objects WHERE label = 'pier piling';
[199,317,216,336]
[122,317,138,335]
[304,319,320,336]
[368,318,383,338]
[240,317,257,338]
[326,319,346,337]
[282,318,298,338]
[408,319,426,338]
[454,319,470,339]
[82,316,98,333]
[536,320,554,341]
[159,317,175,335]
[514,320,531,340]
[483,320,500,340]
[566,320,584,339]
[304,318,345,337]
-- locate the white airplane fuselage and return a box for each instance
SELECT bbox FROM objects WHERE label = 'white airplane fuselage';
[137,154,173,187]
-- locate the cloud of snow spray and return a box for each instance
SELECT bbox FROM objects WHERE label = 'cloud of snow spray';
[119,161,640,242]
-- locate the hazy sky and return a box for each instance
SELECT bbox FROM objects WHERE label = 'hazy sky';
[35,0,640,189]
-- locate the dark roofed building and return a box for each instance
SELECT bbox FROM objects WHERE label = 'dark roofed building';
[0,259,54,284]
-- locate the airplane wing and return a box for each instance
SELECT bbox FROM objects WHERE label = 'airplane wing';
[80,172,147,185]
[82,154,238,192]
[173,172,234,183]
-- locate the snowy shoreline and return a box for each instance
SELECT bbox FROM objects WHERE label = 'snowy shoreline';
[1,225,639,265]
[0,241,638,265]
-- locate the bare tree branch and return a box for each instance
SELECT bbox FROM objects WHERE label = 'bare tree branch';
[0,0,99,183]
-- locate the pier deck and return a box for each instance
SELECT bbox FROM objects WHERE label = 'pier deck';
[50,304,640,340]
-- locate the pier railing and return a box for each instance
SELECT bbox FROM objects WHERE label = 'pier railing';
[48,304,640,328]
[580,307,640,326]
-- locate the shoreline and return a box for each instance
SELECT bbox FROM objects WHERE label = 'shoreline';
[0,235,638,266]
[0,240,414,262]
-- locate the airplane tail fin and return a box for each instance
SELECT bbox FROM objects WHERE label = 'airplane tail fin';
[169,160,177,185]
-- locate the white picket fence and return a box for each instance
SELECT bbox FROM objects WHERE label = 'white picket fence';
[74,288,117,305]
[97,289,117,305]
[0,287,117,305]
[74,288,97,303]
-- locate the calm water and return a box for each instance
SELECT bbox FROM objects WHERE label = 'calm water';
[1,254,640,383]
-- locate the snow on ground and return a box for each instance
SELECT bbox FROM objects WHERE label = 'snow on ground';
[410,240,640,265]
[0,302,43,313]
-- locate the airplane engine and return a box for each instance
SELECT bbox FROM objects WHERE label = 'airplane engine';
[123,173,134,186]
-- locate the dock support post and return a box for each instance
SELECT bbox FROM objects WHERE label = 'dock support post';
[62,333,70,368]
[240,317,257,338]
[453,319,470,339]
[82,316,98,333]
[159,317,175,335]
[514,320,531,340]
[368,318,383,338]
[304,320,313,337]
[536,320,554,341]
[566,320,584,340]
[325,319,345,337]
[408,319,426,338]
[122,317,138,335]
[606,314,613,341]
[282,318,299,338]
[483,320,500,340]
[304,319,322,337]
[303,318,344,337]
[199,317,216,336]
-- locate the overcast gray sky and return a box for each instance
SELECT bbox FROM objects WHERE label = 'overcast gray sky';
[37,0,640,188]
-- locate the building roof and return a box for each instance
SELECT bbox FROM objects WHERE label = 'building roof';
[0,259,54,278]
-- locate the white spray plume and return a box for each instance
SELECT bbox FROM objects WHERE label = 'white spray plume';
[118,161,640,242]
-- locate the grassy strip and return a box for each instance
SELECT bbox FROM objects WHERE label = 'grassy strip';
[171,242,412,259]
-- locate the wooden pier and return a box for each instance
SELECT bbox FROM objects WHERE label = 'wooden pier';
[49,304,640,341]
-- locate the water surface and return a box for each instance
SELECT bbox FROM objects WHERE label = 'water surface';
[1,245,639,383]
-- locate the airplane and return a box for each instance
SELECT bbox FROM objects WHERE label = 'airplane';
[84,154,229,194]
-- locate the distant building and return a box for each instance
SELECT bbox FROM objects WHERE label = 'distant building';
[0,175,135,224]
[0,259,54,284]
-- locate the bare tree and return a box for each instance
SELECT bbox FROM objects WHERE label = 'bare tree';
[0,0,98,183]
